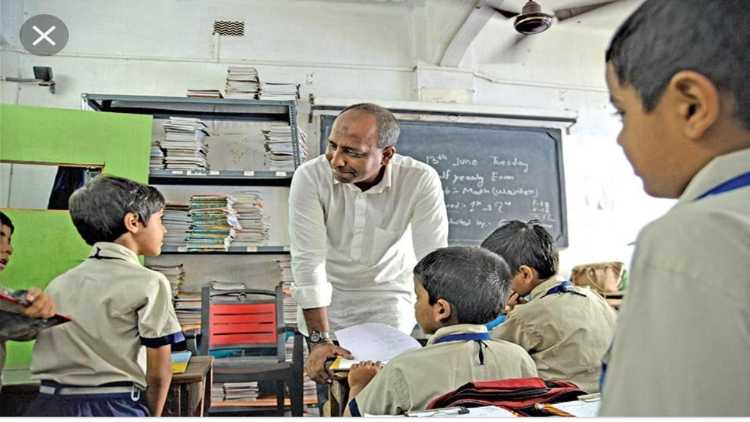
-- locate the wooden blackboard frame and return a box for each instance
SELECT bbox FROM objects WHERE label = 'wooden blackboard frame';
[317,113,568,248]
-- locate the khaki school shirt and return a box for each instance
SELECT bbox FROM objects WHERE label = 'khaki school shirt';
[31,242,183,388]
[354,323,538,415]
[492,278,616,393]
[600,148,750,416]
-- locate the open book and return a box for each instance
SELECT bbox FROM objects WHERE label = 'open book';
[330,322,422,371]
[0,289,71,339]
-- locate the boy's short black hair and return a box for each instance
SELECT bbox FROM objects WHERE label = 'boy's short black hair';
[481,219,558,280]
[68,175,165,245]
[413,246,511,325]
[0,211,14,234]
[606,0,750,129]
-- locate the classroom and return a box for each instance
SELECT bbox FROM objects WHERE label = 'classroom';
[1,0,749,418]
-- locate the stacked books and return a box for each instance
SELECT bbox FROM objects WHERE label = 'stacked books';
[162,117,210,171]
[231,192,270,247]
[225,66,260,99]
[262,124,296,171]
[163,204,191,248]
[258,81,300,101]
[146,263,186,296]
[187,89,223,98]
[150,142,165,171]
[174,292,202,331]
[219,382,260,401]
[278,257,297,326]
[186,194,241,252]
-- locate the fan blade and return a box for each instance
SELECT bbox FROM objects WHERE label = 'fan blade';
[553,0,620,22]
[495,8,520,19]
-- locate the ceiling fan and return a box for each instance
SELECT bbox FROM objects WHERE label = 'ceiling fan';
[489,0,622,35]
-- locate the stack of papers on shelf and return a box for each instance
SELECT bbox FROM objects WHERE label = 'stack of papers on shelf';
[187,89,223,98]
[163,204,191,248]
[225,66,260,99]
[146,263,186,296]
[186,194,241,252]
[162,117,210,172]
[258,81,300,101]
[278,257,297,326]
[231,191,270,247]
[221,382,260,401]
[150,142,165,171]
[262,124,295,171]
[173,292,202,331]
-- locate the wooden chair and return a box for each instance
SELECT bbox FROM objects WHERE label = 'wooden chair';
[199,285,304,416]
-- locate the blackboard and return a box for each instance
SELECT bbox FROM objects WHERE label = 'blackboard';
[320,115,568,247]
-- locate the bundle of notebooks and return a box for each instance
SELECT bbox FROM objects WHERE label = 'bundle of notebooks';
[149,141,165,171]
[225,66,260,99]
[186,194,241,252]
[146,263,186,297]
[212,382,260,401]
[278,257,297,326]
[163,203,191,248]
[231,191,270,247]
[162,117,210,172]
[174,292,202,331]
[258,81,300,101]
[262,124,296,171]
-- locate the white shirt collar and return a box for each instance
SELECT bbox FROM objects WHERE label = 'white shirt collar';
[427,323,489,345]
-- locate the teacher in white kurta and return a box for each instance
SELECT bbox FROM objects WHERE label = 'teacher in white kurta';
[289,103,448,384]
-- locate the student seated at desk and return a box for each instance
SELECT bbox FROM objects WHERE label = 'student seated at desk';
[345,246,537,416]
[0,211,57,390]
[26,175,184,417]
[482,220,616,393]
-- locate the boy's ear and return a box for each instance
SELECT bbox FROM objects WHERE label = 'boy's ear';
[668,70,720,141]
[433,298,453,324]
[122,212,141,234]
[517,265,539,289]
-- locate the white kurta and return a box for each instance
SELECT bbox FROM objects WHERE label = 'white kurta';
[289,154,448,335]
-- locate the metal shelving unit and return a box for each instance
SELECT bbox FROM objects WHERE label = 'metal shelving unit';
[82,93,302,254]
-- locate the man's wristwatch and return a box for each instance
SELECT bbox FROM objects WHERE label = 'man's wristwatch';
[309,329,332,346]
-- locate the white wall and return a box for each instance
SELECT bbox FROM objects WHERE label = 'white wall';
[0,0,675,276]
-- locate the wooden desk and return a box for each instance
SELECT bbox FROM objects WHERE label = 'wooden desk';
[165,355,214,417]
[0,356,214,417]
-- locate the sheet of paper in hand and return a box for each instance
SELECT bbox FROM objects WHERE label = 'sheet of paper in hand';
[331,322,421,370]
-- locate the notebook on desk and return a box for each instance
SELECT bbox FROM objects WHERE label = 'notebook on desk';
[171,350,192,374]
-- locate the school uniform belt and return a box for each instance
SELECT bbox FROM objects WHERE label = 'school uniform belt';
[39,380,144,400]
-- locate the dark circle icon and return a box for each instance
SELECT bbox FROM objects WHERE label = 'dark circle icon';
[20,14,69,56]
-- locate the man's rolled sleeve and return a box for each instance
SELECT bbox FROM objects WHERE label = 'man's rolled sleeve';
[410,168,449,261]
[289,166,332,310]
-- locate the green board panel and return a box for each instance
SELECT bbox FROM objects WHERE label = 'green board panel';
[0,104,152,368]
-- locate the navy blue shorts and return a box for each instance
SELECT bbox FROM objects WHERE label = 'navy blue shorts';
[25,392,150,417]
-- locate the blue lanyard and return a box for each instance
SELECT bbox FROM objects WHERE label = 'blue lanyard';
[541,280,586,299]
[432,332,491,344]
[433,332,491,365]
[695,171,750,200]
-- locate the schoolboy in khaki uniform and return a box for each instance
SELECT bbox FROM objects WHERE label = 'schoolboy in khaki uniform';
[600,0,750,415]
[483,220,615,393]
[345,246,537,416]
[27,176,183,417]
